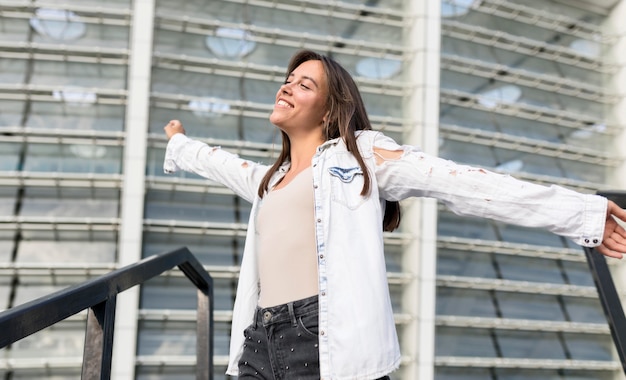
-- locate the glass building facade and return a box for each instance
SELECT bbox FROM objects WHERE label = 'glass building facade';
[0,0,625,379]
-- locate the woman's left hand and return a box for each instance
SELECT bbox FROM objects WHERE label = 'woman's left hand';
[597,200,626,259]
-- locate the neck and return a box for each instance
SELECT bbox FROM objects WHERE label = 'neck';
[287,130,325,170]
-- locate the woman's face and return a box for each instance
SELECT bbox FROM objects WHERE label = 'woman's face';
[269,59,328,136]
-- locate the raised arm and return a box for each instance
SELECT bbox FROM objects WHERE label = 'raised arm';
[162,120,269,203]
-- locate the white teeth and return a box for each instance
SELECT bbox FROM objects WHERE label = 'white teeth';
[277,99,292,107]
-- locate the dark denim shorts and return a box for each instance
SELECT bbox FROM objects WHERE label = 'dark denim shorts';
[237,295,391,380]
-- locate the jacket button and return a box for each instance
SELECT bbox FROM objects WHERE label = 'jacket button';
[593,239,599,244]
[584,239,590,243]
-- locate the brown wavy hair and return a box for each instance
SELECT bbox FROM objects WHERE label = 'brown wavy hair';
[258,50,401,232]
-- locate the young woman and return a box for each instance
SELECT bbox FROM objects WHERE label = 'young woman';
[163,50,626,380]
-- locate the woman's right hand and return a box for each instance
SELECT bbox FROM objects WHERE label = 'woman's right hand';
[164,119,186,140]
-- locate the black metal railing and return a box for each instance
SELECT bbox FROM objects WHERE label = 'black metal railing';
[584,191,626,375]
[0,247,213,380]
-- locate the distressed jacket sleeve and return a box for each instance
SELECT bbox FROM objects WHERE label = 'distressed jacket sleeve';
[371,132,608,247]
[163,133,268,204]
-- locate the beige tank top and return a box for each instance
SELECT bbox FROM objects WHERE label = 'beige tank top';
[256,166,318,307]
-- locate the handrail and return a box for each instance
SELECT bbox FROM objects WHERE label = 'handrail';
[0,247,213,380]
[584,191,626,375]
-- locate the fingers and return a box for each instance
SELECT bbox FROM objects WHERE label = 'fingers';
[164,119,185,140]
[596,243,624,259]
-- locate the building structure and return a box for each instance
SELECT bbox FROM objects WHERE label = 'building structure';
[0,0,625,379]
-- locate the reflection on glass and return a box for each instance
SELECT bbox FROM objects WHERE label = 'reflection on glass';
[188,99,231,118]
[441,0,480,18]
[569,122,606,140]
[69,144,107,159]
[52,89,97,106]
[205,27,256,58]
[29,8,87,41]
[477,85,522,109]
[570,38,601,58]
[355,57,402,79]
[495,159,524,173]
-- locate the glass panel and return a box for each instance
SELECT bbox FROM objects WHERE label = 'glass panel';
[30,60,127,89]
[141,277,235,311]
[439,140,497,167]
[564,333,614,361]
[31,19,130,49]
[436,288,497,318]
[564,297,607,324]
[22,143,122,174]
[0,17,31,42]
[437,211,498,240]
[496,223,566,248]
[148,106,273,142]
[0,142,22,171]
[384,242,403,273]
[26,102,125,132]
[437,249,497,279]
[496,256,565,284]
[29,9,86,41]
[136,320,231,356]
[0,187,18,215]
[7,321,85,358]
[496,330,565,359]
[562,261,595,287]
[435,326,497,357]
[435,367,493,380]
[13,285,67,305]
[19,187,119,217]
[155,0,403,45]
[144,190,237,223]
[0,276,11,311]
[496,292,565,321]
[0,241,14,263]
[16,241,115,263]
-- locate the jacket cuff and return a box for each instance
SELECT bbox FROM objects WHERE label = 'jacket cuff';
[163,133,189,174]
[576,194,608,247]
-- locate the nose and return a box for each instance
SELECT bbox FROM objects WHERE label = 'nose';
[280,82,293,94]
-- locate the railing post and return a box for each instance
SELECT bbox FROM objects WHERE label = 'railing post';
[82,296,117,380]
[196,288,213,380]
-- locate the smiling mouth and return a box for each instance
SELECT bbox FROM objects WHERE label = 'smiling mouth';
[276,99,293,108]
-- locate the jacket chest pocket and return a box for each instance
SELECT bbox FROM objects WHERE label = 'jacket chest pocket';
[328,166,366,210]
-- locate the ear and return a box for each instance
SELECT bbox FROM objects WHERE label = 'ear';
[322,110,330,124]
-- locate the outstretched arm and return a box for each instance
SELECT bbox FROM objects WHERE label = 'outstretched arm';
[597,201,626,259]
[162,119,269,203]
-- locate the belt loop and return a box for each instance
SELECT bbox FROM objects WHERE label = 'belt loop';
[287,302,297,327]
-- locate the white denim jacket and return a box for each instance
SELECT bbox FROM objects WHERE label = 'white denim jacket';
[164,130,607,380]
